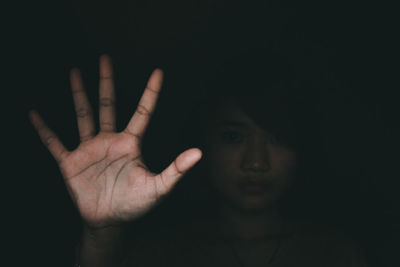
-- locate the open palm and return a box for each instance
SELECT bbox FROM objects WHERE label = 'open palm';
[30,56,202,228]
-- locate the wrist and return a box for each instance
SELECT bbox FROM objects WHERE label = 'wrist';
[76,223,127,267]
[82,223,127,249]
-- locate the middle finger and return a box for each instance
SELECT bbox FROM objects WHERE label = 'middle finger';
[99,55,116,132]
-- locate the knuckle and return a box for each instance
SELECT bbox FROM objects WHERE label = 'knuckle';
[136,104,151,116]
[99,98,115,107]
[174,161,184,175]
[100,122,114,131]
[44,135,56,146]
[36,121,47,131]
[37,125,46,132]
[80,133,94,142]
[124,129,142,142]
[146,86,160,94]
[76,108,91,118]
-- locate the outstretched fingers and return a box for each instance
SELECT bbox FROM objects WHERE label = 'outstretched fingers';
[99,55,116,132]
[70,68,95,142]
[157,148,202,193]
[124,69,163,141]
[29,110,69,163]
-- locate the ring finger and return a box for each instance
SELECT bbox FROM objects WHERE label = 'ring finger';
[70,68,95,142]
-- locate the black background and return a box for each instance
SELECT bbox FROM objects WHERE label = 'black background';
[7,0,399,266]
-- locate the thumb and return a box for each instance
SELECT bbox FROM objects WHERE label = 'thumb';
[157,148,202,192]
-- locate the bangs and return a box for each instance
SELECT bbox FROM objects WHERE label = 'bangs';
[181,48,320,152]
[203,50,318,149]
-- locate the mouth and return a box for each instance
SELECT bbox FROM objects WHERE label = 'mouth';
[237,181,271,195]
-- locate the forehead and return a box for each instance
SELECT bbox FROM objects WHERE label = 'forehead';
[208,100,265,132]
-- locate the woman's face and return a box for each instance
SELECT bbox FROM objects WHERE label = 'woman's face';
[204,100,298,212]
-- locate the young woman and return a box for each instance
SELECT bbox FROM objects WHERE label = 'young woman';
[30,53,368,267]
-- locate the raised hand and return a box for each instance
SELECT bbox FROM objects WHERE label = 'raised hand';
[30,55,202,229]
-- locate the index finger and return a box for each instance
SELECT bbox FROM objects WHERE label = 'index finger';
[124,69,163,140]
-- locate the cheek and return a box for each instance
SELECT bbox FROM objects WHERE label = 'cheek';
[205,146,243,185]
[269,148,298,183]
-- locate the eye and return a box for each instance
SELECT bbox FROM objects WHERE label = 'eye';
[221,130,244,144]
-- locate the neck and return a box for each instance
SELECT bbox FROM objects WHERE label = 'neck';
[218,201,284,241]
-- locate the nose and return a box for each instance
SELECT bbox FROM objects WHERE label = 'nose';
[240,139,270,172]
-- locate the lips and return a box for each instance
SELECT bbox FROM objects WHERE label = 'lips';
[237,180,271,194]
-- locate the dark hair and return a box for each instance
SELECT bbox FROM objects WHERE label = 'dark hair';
[175,47,325,221]
[182,48,320,151]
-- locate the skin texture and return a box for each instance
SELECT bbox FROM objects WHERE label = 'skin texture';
[204,100,298,213]
[29,55,202,229]
[30,56,301,266]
